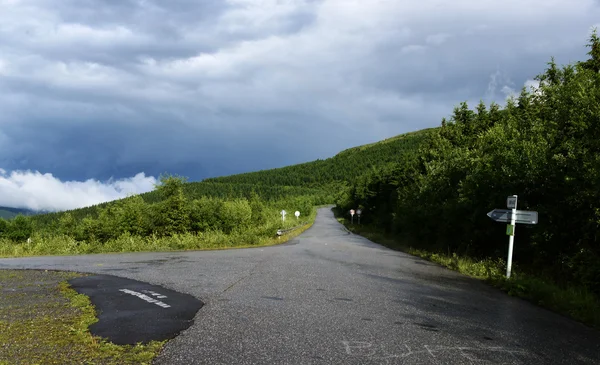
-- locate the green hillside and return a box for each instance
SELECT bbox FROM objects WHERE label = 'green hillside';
[0,209,16,220]
[28,128,434,226]
[0,207,34,220]
[203,129,434,188]
[0,126,433,257]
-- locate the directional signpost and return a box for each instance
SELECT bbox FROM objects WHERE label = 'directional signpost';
[486,209,538,225]
[487,195,538,278]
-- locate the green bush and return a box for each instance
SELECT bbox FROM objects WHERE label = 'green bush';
[189,197,222,232]
[218,199,252,234]
[6,215,33,242]
[0,218,9,239]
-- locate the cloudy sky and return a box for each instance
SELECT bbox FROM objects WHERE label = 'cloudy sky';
[1,0,599,211]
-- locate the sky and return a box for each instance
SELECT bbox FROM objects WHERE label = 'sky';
[1,0,599,211]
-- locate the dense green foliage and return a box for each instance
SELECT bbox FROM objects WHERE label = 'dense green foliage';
[336,31,600,297]
[0,176,315,244]
[28,183,330,226]
[0,175,321,256]
[10,126,431,239]
[204,130,432,188]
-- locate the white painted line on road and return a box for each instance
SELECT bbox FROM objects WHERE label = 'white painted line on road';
[119,289,171,308]
[142,290,168,299]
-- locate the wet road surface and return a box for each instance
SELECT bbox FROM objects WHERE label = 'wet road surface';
[1,208,599,364]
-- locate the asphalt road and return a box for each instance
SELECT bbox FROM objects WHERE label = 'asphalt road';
[68,274,204,345]
[1,207,599,364]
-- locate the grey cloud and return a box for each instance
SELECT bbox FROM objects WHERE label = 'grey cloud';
[0,0,599,193]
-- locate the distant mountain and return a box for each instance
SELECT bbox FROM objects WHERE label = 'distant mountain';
[0,206,38,220]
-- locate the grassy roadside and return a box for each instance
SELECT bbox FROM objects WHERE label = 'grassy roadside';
[335,215,600,329]
[0,270,165,365]
[0,210,318,259]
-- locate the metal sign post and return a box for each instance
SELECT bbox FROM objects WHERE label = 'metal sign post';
[295,211,300,219]
[506,195,517,279]
[356,209,362,224]
[487,195,538,279]
[350,209,355,224]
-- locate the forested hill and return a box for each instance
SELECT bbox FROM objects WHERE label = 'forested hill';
[0,207,35,220]
[202,129,435,188]
[337,31,600,300]
[24,127,433,226]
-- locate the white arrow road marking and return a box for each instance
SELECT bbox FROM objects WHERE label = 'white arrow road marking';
[119,289,171,308]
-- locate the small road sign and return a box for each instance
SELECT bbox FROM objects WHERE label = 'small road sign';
[356,209,362,216]
[487,209,538,224]
[350,209,355,216]
[507,196,517,209]
[295,211,300,218]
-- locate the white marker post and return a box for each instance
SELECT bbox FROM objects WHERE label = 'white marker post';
[506,195,517,278]
[281,210,286,222]
[350,209,355,224]
[295,211,300,219]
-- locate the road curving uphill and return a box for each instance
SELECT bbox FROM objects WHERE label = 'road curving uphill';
[1,208,600,364]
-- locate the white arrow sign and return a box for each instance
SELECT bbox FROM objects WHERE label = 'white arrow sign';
[487,209,538,224]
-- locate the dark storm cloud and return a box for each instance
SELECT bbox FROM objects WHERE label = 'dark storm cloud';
[0,0,599,210]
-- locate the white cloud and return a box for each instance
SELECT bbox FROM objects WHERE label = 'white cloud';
[486,69,516,102]
[501,85,517,99]
[0,170,157,212]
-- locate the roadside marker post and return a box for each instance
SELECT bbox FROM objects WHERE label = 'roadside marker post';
[487,195,538,279]
[507,195,517,279]
[281,210,286,222]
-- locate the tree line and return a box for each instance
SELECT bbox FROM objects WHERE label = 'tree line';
[0,175,319,245]
[203,129,433,188]
[336,31,600,296]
